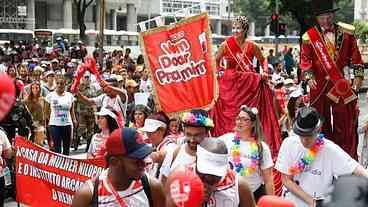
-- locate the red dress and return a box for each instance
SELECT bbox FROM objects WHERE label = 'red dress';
[210,36,282,195]
[210,36,281,158]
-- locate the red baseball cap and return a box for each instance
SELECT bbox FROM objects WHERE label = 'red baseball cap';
[105,128,153,159]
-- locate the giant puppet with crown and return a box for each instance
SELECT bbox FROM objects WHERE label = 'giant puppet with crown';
[300,0,364,159]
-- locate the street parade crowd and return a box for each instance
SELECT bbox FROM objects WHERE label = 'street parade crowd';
[1,0,368,207]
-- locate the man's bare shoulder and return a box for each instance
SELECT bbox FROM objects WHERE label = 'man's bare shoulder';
[72,180,94,207]
[148,176,166,207]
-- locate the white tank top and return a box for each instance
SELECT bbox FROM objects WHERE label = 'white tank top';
[171,144,196,170]
[187,164,240,207]
[87,169,150,207]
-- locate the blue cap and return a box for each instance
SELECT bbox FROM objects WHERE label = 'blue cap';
[105,128,153,159]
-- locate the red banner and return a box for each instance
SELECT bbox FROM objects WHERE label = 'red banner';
[140,13,218,113]
[15,137,105,207]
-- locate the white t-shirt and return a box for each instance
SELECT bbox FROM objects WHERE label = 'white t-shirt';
[87,132,109,158]
[186,164,240,207]
[275,135,359,207]
[46,91,75,126]
[272,73,283,85]
[219,133,274,192]
[92,94,126,117]
[0,64,7,73]
[139,79,153,93]
[146,138,177,179]
[0,130,11,177]
[160,144,195,179]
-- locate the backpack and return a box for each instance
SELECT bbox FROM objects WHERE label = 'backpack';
[91,174,153,207]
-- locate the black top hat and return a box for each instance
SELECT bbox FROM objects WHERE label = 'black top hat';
[293,107,323,136]
[312,0,340,16]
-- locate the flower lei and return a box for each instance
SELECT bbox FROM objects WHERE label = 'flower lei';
[181,112,214,128]
[231,132,260,176]
[288,133,325,175]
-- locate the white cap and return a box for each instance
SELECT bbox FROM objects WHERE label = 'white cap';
[140,118,167,133]
[284,78,294,85]
[44,70,55,77]
[95,107,118,123]
[196,145,229,177]
[290,88,303,98]
[273,77,284,85]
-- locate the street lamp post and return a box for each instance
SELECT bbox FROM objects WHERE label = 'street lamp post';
[275,0,279,56]
[98,0,105,68]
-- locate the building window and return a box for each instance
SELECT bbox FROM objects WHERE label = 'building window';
[161,0,221,17]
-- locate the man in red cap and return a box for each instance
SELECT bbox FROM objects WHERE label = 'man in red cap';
[72,128,165,207]
[300,0,364,159]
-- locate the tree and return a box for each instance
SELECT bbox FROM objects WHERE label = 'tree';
[231,0,300,36]
[276,0,354,35]
[73,0,94,42]
[233,0,354,36]
[231,0,273,36]
[354,21,368,43]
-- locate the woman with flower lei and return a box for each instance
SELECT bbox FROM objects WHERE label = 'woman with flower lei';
[219,105,274,202]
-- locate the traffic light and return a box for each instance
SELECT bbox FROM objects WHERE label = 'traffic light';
[271,13,279,22]
[278,23,287,36]
[270,14,287,36]
[270,13,279,35]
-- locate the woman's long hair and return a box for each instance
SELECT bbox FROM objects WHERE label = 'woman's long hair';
[130,104,150,126]
[27,81,41,102]
[239,106,265,166]
[287,96,305,124]
[169,117,183,135]
[104,107,119,133]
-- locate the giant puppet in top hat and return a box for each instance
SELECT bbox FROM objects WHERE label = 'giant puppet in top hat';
[312,0,340,16]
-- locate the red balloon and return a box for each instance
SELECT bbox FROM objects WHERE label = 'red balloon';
[166,168,204,207]
[258,196,295,207]
[70,64,87,94]
[0,74,16,121]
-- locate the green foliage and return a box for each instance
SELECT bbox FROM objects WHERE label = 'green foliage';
[354,21,368,43]
[278,0,354,34]
[232,0,355,36]
[230,0,273,35]
[335,0,354,23]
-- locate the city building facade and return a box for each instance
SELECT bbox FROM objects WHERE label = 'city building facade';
[0,0,233,35]
[354,0,368,21]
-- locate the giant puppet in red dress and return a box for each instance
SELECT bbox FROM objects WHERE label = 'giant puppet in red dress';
[210,16,281,158]
[210,16,282,195]
[300,0,364,159]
